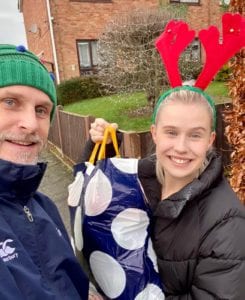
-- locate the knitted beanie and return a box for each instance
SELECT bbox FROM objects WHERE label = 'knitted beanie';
[0,44,57,120]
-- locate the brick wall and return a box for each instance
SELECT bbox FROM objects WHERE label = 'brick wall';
[22,0,54,72]
[50,0,158,81]
[187,0,222,31]
[21,0,223,82]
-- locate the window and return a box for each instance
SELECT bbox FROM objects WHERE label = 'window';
[219,0,230,6]
[184,38,201,61]
[170,0,200,4]
[77,40,98,75]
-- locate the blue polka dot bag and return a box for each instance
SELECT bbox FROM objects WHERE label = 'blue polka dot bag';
[68,127,165,300]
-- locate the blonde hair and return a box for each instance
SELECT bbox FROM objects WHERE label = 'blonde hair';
[155,89,215,130]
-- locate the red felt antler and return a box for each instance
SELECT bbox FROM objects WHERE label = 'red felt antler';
[156,13,245,90]
[195,13,245,90]
[155,20,195,88]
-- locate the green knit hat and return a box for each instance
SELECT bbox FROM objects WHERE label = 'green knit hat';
[0,44,57,120]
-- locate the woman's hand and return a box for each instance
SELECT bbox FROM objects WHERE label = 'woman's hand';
[88,291,104,300]
[90,118,118,144]
[88,282,105,300]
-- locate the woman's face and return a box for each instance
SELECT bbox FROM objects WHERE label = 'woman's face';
[151,101,216,186]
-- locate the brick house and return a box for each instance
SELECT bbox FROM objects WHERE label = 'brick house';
[18,0,225,84]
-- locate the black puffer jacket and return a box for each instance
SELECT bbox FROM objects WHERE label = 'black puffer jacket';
[82,139,245,299]
[139,153,245,299]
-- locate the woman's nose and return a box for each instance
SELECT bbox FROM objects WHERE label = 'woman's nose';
[174,136,187,153]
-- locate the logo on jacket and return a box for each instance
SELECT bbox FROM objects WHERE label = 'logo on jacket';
[0,239,18,262]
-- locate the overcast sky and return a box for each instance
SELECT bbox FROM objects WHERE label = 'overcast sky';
[0,0,27,46]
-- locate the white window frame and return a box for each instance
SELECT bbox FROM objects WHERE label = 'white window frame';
[77,40,98,75]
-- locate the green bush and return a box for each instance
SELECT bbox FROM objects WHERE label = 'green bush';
[179,58,202,81]
[57,76,105,105]
[215,64,231,82]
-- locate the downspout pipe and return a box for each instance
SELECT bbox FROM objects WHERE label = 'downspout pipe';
[46,0,60,84]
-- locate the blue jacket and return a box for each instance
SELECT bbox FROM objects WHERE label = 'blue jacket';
[0,159,88,300]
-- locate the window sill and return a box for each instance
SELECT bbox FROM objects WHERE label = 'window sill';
[170,1,200,5]
[70,0,112,3]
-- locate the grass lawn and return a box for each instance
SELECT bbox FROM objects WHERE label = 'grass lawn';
[206,81,229,103]
[64,81,230,131]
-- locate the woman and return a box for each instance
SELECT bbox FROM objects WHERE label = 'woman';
[83,86,245,299]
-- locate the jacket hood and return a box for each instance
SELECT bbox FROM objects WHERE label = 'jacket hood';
[154,152,223,219]
[0,159,47,201]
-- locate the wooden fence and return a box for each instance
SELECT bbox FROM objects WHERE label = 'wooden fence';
[48,104,232,167]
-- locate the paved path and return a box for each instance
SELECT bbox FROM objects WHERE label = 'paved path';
[38,150,74,235]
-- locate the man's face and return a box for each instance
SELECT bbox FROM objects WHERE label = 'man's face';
[0,85,53,165]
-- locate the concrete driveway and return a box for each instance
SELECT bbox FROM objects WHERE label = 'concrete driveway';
[38,150,74,235]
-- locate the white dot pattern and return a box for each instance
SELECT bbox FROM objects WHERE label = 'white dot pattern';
[74,206,83,251]
[111,208,149,250]
[90,251,126,299]
[67,171,84,207]
[69,158,165,299]
[85,169,112,216]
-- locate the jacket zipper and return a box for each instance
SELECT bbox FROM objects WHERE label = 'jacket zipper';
[23,205,34,222]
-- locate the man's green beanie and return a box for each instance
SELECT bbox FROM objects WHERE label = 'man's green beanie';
[0,44,57,120]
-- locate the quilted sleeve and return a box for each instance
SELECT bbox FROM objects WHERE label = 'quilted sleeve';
[166,214,245,300]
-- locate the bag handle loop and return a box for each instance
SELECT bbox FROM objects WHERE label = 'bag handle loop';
[89,125,120,165]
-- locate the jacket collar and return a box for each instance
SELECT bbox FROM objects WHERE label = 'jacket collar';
[154,152,223,219]
[0,159,47,201]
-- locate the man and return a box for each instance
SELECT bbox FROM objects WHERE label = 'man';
[0,44,89,299]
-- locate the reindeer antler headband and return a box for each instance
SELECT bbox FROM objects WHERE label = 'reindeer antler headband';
[152,13,245,129]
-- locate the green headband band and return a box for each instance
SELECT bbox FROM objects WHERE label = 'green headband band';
[152,86,216,131]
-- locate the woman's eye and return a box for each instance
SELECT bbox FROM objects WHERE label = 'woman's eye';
[190,133,201,139]
[166,130,177,136]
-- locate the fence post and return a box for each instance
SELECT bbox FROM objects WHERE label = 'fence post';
[121,131,142,158]
[84,115,95,141]
[56,105,64,157]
